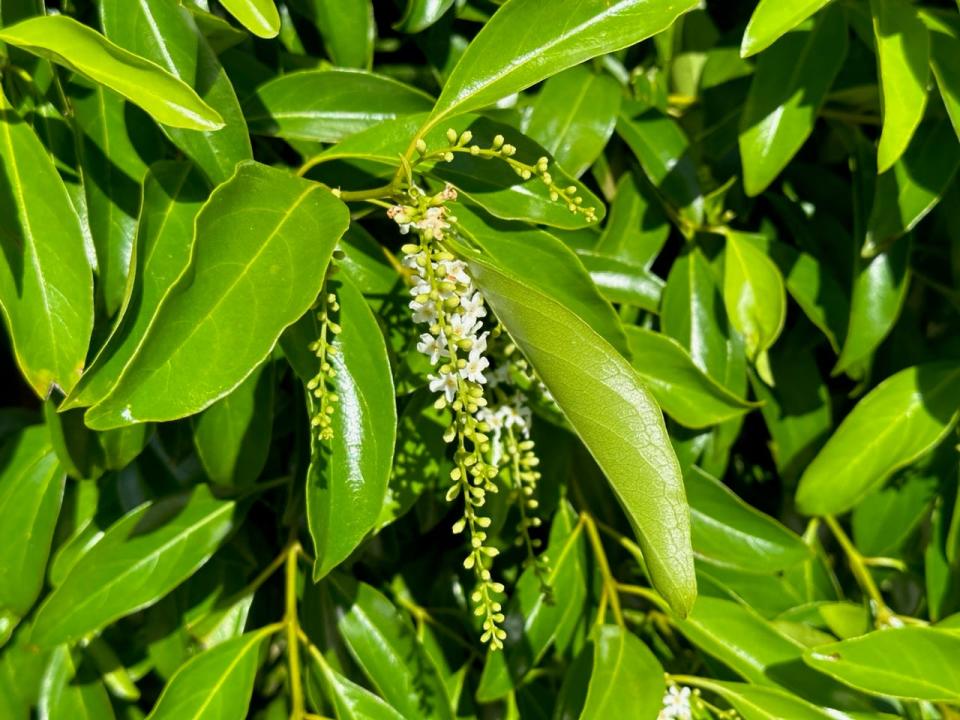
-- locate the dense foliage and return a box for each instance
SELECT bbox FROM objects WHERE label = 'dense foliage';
[1,0,959,718]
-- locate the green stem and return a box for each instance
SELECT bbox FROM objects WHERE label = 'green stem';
[616,583,669,613]
[581,513,624,628]
[824,515,893,625]
[285,542,305,720]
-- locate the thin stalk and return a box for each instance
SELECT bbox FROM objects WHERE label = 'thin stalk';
[824,515,893,625]
[581,513,624,627]
[285,542,305,720]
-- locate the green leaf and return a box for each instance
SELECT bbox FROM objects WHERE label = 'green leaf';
[871,0,930,173]
[834,241,910,377]
[805,627,960,702]
[69,79,158,317]
[147,626,273,719]
[722,231,786,362]
[245,70,433,142]
[594,171,670,269]
[625,327,756,429]
[62,161,208,411]
[687,679,838,720]
[476,502,589,701]
[193,357,275,487]
[524,65,622,177]
[395,0,454,34]
[0,15,224,130]
[578,626,664,719]
[575,251,664,313]
[925,11,960,140]
[0,426,63,629]
[796,362,960,516]
[852,467,938,556]
[738,7,847,196]
[740,0,835,57]
[457,241,696,616]
[865,116,960,256]
[218,0,280,38]
[288,0,374,68]
[425,0,698,129]
[38,646,115,720]
[0,87,93,398]
[31,486,236,648]
[617,104,704,224]
[686,466,810,572]
[329,576,454,720]
[300,275,396,580]
[101,0,253,184]
[453,203,628,357]
[311,660,406,720]
[83,162,349,429]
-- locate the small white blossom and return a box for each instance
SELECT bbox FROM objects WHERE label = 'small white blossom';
[461,352,490,384]
[403,250,427,270]
[417,332,447,365]
[659,686,692,720]
[416,206,450,240]
[410,278,431,297]
[488,364,511,388]
[438,259,471,286]
[429,372,460,403]
[460,291,487,322]
[410,299,437,325]
[447,312,481,342]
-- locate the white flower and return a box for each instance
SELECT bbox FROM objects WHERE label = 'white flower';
[477,408,504,465]
[410,278,431,297]
[461,352,490,384]
[438,259,471,286]
[659,686,691,720]
[472,331,489,356]
[460,291,487,321]
[447,312,481,342]
[403,250,427,270]
[488,364,510,388]
[429,372,460,403]
[410,299,437,325]
[417,332,447,365]
[416,206,450,240]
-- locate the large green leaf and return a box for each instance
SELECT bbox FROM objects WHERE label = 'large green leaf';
[625,327,755,429]
[796,363,960,516]
[394,0,453,34]
[722,231,786,362]
[0,15,224,130]
[740,0,835,57]
[578,626,664,720]
[298,276,396,580]
[738,7,847,196]
[30,486,236,648]
[687,679,838,720]
[424,0,698,130]
[38,646,115,720]
[453,203,628,357]
[193,357,275,487]
[63,161,208,411]
[0,88,93,398]
[576,251,664,313]
[805,627,960,702]
[925,10,960,140]
[101,0,252,184]
[594,171,670,269]
[83,162,349,429]
[686,466,810,572]
[147,626,273,719]
[218,0,280,38]
[524,64,622,177]
[0,426,63,640]
[457,241,696,616]
[246,70,433,142]
[871,0,930,173]
[311,661,405,720]
[329,576,454,720]
[287,0,374,68]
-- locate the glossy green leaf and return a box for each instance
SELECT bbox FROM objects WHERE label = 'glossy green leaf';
[31,486,236,648]
[722,232,786,361]
[147,626,273,719]
[740,0,834,57]
[524,65,622,177]
[688,679,837,720]
[625,327,755,429]
[796,363,960,516]
[579,626,664,720]
[476,502,589,701]
[287,0,374,68]
[0,88,93,398]
[0,426,63,631]
[617,104,704,224]
[865,116,960,255]
[193,357,274,487]
[925,11,960,139]
[330,576,454,720]
[38,646,115,720]
[63,161,208,411]
[805,627,960,702]
[852,467,938,556]
[575,251,664,313]
[395,0,454,34]
[426,0,697,128]
[834,241,910,377]
[594,171,670,269]
[300,276,396,580]
[454,203,628,357]
[69,79,157,317]
[0,15,224,130]
[739,7,847,196]
[218,0,280,38]
[686,466,810,572]
[101,0,252,184]
[311,660,406,720]
[246,70,433,142]
[84,162,349,429]
[871,0,930,173]
[457,241,696,616]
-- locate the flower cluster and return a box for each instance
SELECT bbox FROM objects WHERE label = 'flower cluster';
[659,685,693,720]
[307,260,343,441]
[393,185,507,649]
